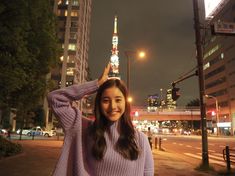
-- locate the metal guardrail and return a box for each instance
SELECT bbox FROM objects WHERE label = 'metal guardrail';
[223,145,235,171]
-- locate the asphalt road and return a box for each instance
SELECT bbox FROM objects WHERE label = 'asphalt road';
[157,135,235,170]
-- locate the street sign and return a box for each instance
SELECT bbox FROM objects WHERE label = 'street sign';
[211,21,235,35]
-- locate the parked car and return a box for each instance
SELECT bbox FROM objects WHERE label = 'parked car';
[16,126,55,137]
[0,128,7,135]
[16,126,42,136]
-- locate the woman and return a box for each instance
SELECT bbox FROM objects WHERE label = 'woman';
[47,64,154,176]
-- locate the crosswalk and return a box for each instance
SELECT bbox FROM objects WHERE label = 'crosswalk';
[184,152,235,168]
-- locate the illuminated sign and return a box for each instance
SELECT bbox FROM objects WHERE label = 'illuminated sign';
[212,21,235,35]
[204,0,223,19]
[217,122,231,127]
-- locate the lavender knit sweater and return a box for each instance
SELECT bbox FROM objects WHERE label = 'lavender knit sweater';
[47,80,154,176]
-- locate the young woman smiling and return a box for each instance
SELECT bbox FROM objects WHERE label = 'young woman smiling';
[47,63,154,176]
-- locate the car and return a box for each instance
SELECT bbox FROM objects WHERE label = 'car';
[0,128,8,135]
[17,126,43,136]
[41,128,55,137]
[183,130,191,135]
[16,127,33,135]
[17,126,56,137]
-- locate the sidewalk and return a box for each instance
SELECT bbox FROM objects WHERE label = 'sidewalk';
[0,139,225,176]
[152,149,214,176]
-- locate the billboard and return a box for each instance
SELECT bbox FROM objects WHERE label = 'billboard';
[212,21,235,35]
[204,0,224,19]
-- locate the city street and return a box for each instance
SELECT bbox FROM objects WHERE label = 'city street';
[0,137,226,176]
[157,134,235,170]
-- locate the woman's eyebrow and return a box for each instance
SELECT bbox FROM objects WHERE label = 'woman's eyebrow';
[115,96,123,98]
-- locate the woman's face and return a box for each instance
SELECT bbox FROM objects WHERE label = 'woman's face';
[100,86,126,122]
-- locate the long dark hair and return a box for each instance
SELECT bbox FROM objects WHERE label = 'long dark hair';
[90,79,139,160]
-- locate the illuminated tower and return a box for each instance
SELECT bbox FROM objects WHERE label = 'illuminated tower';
[109,15,120,79]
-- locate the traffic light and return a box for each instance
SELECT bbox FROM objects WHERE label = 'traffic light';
[172,87,180,101]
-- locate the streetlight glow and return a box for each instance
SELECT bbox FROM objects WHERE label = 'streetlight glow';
[125,50,147,97]
[138,51,146,58]
[127,96,133,103]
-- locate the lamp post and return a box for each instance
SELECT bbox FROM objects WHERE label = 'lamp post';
[124,50,146,97]
[205,94,219,136]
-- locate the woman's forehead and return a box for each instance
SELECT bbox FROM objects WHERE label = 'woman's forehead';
[101,87,124,97]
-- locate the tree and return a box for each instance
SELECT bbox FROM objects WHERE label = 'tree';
[186,98,200,107]
[0,0,59,128]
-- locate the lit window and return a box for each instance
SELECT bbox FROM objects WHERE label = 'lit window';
[203,45,219,60]
[72,0,79,6]
[221,53,224,59]
[203,62,210,70]
[71,11,78,17]
[68,44,76,51]
[66,68,74,76]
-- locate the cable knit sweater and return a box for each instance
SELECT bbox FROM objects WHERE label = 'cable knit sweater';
[47,80,154,176]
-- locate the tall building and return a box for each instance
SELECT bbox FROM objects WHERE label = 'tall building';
[53,0,92,88]
[45,0,92,129]
[203,0,235,135]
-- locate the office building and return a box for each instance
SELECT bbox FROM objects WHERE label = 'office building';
[45,0,92,129]
[203,0,235,135]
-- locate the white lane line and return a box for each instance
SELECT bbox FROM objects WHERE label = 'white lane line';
[213,153,223,157]
[179,144,183,146]
[195,147,201,150]
[173,142,177,144]
[208,149,215,153]
[219,145,225,148]
[184,153,226,167]
[186,145,192,148]
[208,143,215,146]
[196,153,224,161]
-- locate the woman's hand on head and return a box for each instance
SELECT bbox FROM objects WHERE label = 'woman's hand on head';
[98,63,111,86]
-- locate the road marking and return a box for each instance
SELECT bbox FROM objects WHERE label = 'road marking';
[179,144,183,146]
[173,142,177,144]
[196,153,224,160]
[195,147,201,150]
[208,143,215,146]
[219,145,225,148]
[213,153,223,157]
[208,149,215,153]
[186,145,192,148]
[184,153,226,167]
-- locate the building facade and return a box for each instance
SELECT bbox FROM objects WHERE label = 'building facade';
[52,0,92,87]
[45,0,92,129]
[203,0,235,135]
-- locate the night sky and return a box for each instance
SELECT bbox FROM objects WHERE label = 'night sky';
[88,0,200,106]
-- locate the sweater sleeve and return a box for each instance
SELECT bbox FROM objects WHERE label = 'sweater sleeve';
[47,80,99,130]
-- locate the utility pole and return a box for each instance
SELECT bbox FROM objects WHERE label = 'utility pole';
[192,0,209,167]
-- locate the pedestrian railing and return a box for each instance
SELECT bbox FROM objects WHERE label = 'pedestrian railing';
[223,145,235,171]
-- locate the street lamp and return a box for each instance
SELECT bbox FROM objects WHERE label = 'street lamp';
[127,96,133,103]
[124,50,146,99]
[205,94,219,136]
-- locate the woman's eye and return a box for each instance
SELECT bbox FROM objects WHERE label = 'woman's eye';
[116,99,122,102]
[102,99,109,103]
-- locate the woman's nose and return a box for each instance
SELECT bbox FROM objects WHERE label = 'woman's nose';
[110,101,117,109]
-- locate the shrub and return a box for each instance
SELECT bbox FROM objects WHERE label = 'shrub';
[0,136,23,159]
